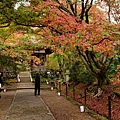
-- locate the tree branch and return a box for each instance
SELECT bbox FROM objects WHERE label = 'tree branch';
[80,0,85,20]
[67,0,76,15]
[54,0,74,16]
[48,26,63,35]
[0,23,10,28]
[85,0,93,23]
[74,1,77,16]
[93,37,111,45]
[105,57,113,71]
[90,51,103,69]
[76,46,96,74]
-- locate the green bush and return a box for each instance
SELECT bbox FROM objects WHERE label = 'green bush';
[107,56,119,79]
[114,92,120,98]
[40,77,48,83]
[31,71,36,78]
[69,60,95,85]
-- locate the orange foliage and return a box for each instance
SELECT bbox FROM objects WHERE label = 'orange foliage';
[31,56,42,66]
[37,0,119,58]
[13,31,24,39]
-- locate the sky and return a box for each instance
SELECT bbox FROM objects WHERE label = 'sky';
[14,0,30,10]
[14,0,118,23]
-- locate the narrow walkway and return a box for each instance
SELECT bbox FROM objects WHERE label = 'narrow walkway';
[3,88,96,120]
[5,89,55,120]
[0,84,96,120]
[0,71,96,120]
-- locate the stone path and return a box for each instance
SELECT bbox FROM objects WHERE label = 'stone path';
[0,71,96,120]
[5,89,55,120]
[0,91,16,120]
[0,84,97,120]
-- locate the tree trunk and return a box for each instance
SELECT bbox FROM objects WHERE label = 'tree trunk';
[96,71,108,88]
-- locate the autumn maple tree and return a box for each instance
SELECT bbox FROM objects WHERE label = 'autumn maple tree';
[0,0,119,87]
[38,0,119,88]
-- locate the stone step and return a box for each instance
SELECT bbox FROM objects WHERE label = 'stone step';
[18,71,32,83]
[4,84,52,91]
[16,71,53,90]
[19,71,31,77]
[17,83,34,89]
[19,77,31,83]
[17,83,51,90]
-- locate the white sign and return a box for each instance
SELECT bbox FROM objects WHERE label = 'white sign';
[34,50,45,54]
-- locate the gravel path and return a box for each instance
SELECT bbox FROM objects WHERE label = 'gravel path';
[5,89,55,120]
[0,83,96,120]
[0,91,16,120]
[41,89,96,120]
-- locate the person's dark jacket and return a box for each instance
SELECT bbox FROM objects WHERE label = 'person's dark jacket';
[0,73,3,84]
[35,73,40,85]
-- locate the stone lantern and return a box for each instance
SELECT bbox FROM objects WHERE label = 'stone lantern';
[65,70,70,86]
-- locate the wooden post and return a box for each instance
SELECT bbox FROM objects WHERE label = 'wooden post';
[73,84,75,100]
[108,96,111,120]
[84,88,87,112]
[59,82,61,91]
[58,82,61,93]
[66,83,68,98]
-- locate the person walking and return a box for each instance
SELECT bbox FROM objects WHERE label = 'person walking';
[34,72,40,96]
[0,72,3,87]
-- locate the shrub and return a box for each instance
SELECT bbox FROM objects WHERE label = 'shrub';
[69,60,95,85]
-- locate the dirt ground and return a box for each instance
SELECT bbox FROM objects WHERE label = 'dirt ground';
[0,84,96,120]
[41,89,96,120]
